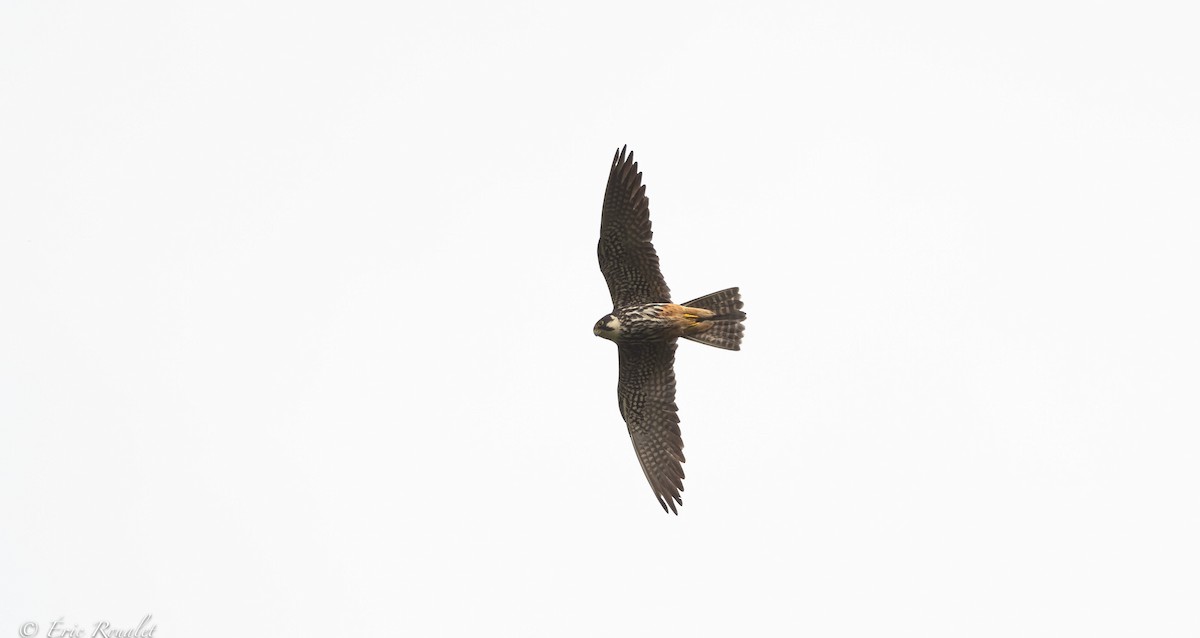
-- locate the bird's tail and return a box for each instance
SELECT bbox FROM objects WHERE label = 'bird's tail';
[681,287,745,351]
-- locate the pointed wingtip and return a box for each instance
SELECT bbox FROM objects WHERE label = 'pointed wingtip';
[657,493,681,515]
[615,145,632,166]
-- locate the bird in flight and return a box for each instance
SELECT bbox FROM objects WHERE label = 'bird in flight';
[593,146,746,514]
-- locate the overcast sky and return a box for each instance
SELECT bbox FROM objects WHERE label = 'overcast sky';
[2,1,1198,636]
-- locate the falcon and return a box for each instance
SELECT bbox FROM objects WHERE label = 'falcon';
[593,146,746,514]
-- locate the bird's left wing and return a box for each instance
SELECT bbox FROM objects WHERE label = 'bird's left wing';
[598,146,672,307]
[617,340,685,514]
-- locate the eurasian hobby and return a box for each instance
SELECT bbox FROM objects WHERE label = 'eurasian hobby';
[593,146,746,514]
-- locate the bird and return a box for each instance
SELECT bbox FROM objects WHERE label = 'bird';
[593,146,746,514]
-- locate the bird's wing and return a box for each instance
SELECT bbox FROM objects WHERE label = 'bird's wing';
[598,146,672,307]
[617,340,685,514]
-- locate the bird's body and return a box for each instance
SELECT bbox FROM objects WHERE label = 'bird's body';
[594,303,716,343]
[594,146,745,514]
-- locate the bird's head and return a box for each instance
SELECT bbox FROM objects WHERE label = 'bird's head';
[593,314,621,341]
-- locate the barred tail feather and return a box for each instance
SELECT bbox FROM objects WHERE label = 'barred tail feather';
[682,287,746,351]
[684,287,744,317]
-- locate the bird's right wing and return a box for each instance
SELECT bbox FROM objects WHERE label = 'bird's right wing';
[617,340,685,514]
[598,146,672,307]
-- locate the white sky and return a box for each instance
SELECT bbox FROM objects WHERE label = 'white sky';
[2,1,1198,636]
